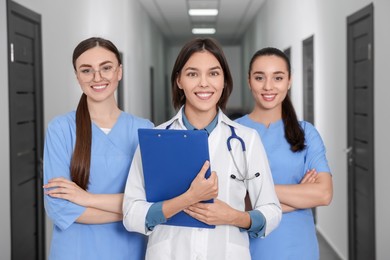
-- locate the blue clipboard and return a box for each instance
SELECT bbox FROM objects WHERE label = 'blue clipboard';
[138,128,215,229]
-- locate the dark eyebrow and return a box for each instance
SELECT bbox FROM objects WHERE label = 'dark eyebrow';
[252,71,286,75]
[184,66,222,71]
[78,61,114,69]
[184,67,198,71]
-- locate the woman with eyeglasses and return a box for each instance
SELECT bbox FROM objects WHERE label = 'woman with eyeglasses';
[43,37,152,260]
[236,47,333,259]
[123,38,281,260]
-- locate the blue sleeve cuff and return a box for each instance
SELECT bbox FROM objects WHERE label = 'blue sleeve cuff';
[145,202,167,231]
[239,210,266,238]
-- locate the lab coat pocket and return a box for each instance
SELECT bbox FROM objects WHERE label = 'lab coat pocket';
[145,238,171,260]
[227,242,251,260]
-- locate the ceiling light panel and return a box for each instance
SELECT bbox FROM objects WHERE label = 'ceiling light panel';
[188,9,218,16]
[192,28,216,34]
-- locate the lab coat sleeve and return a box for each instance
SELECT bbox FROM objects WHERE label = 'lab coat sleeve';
[123,146,154,235]
[43,118,86,231]
[245,130,282,237]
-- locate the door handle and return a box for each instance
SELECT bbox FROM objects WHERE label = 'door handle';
[344,147,353,166]
[344,146,352,154]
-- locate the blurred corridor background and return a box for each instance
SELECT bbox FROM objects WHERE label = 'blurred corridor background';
[1,0,389,259]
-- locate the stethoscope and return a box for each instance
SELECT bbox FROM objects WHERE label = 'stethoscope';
[227,125,260,181]
[166,121,260,181]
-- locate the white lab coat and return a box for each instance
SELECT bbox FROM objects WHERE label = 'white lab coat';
[123,108,281,260]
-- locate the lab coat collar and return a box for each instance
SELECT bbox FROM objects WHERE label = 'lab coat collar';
[159,106,242,131]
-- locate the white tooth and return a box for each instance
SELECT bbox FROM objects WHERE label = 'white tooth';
[197,93,211,97]
[93,85,106,89]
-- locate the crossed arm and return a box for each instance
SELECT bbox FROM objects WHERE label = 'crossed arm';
[277,169,333,213]
[43,178,123,224]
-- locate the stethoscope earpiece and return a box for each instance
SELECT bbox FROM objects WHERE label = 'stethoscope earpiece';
[230,172,260,181]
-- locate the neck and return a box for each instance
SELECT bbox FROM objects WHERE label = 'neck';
[184,107,218,129]
[87,97,121,128]
[249,106,282,127]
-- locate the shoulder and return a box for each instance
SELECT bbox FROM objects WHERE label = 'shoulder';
[234,114,250,124]
[299,121,325,145]
[299,120,320,136]
[121,112,154,128]
[299,120,314,130]
[47,111,76,131]
[45,112,76,144]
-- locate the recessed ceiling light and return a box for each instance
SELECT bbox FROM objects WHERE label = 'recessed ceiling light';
[192,28,216,34]
[188,9,218,16]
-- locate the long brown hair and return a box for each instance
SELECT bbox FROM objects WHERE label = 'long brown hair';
[70,37,122,190]
[171,37,233,111]
[248,47,305,152]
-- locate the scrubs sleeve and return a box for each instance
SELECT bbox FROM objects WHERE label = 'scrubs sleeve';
[123,147,154,235]
[303,122,331,174]
[43,119,86,231]
[245,130,282,237]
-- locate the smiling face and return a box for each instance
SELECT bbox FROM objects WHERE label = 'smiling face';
[75,46,122,104]
[248,55,291,116]
[177,50,224,121]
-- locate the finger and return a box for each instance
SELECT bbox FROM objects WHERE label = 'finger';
[43,181,65,189]
[190,203,209,210]
[46,192,70,200]
[43,180,73,189]
[185,207,207,218]
[45,188,70,196]
[212,171,218,184]
[208,171,218,183]
[301,173,312,183]
[196,160,210,179]
[47,177,70,183]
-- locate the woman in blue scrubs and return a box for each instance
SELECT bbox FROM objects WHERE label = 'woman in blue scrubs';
[43,37,153,260]
[236,47,333,260]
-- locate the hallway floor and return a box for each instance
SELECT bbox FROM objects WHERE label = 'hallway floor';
[318,231,342,260]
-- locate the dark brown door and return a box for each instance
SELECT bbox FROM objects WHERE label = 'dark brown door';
[7,1,45,259]
[347,4,375,260]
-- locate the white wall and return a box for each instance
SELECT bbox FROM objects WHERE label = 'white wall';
[372,1,390,259]
[0,0,11,258]
[242,0,390,259]
[2,0,165,258]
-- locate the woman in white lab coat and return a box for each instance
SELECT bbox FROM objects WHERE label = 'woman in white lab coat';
[123,37,281,260]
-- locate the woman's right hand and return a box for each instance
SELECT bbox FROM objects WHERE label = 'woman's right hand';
[187,161,218,203]
[300,169,318,184]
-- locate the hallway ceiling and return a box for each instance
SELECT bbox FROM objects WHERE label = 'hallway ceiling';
[137,0,265,45]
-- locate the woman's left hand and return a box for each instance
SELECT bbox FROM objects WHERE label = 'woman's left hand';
[43,177,92,207]
[184,199,238,226]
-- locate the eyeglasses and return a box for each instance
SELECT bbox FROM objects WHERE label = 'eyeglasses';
[77,64,119,82]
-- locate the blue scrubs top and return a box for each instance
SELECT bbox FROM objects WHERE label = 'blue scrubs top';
[235,116,331,260]
[44,111,153,260]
